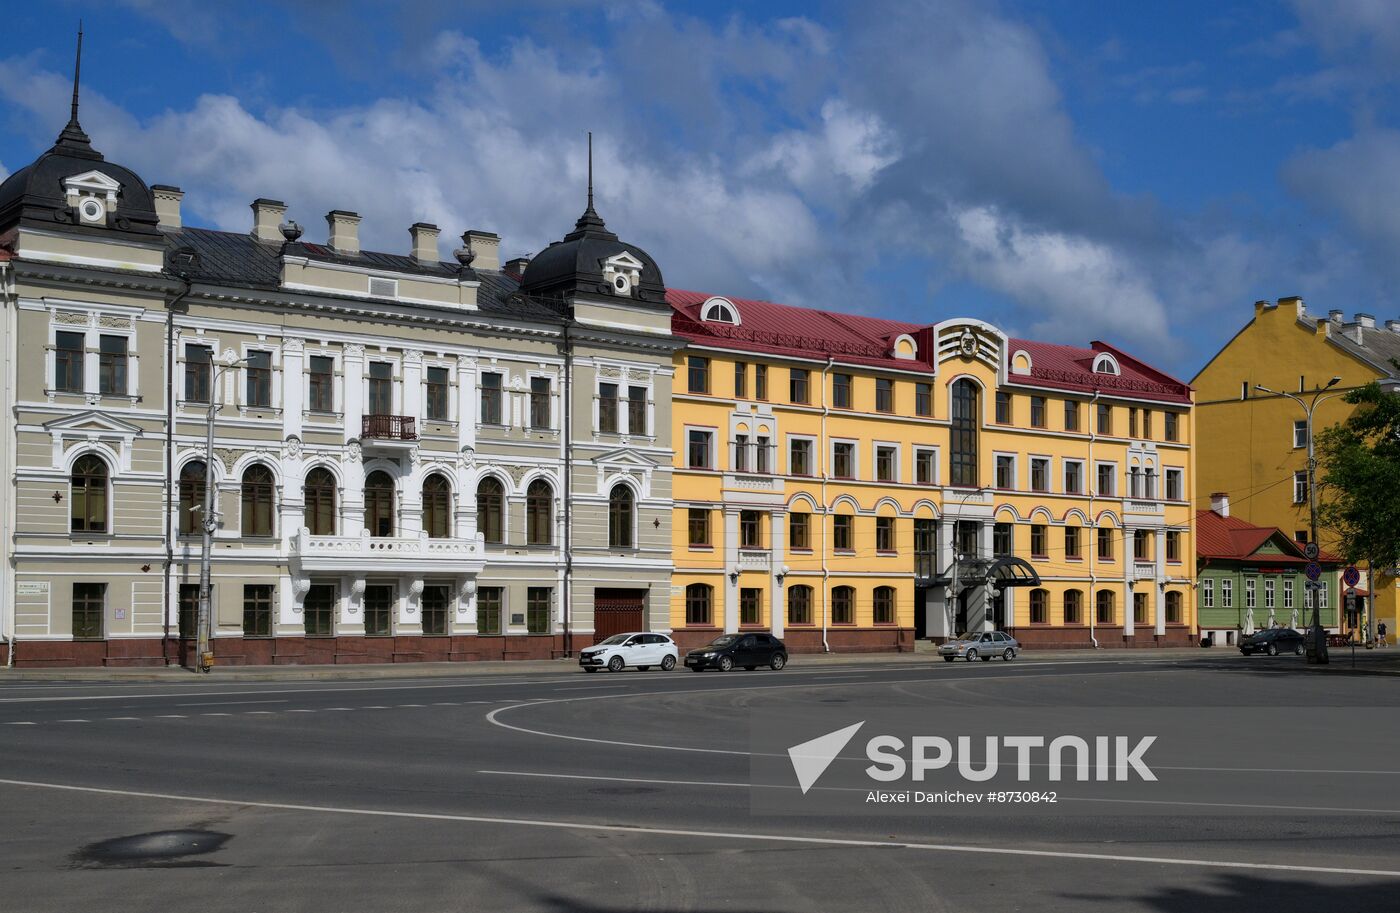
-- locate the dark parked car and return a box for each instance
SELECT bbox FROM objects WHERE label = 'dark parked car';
[1239,628,1305,656]
[684,632,787,671]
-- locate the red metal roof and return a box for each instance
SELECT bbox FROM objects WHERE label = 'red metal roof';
[1196,509,1340,563]
[668,288,1191,401]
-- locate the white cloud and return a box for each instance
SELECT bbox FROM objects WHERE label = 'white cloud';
[1283,129,1400,271]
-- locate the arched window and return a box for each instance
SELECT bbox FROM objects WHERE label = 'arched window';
[422,473,452,539]
[1166,590,1183,625]
[608,484,634,549]
[477,477,504,544]
[788,585,813,625]
[702,298,737,324]
[365,470,395,538]
[304,468,337,535]
[950,379,978,487]
[70,454,109,533]
[179,460,207,536]
[685,583,713,626]
[1064,589,1083,625]
[1096,589,1116,625]
[873,586,895,625]
[526,479,552,545]
[241,464,276,537]
[831,585,855,625]
[1029,588,1048,624]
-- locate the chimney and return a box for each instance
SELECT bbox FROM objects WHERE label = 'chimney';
[326,210,361,255]
[1210,492,1229,517]
[1355,312,1376,328]
[1329,309,1344,323]
[151,185,184,231]
[409,222,440,265]
[504,256,531,277]
[1278,295,1303,318]
[1386,319,1400,333]
[251,199,287,242]
[464,230,500,271]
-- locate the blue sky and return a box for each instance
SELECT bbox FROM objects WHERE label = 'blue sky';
[2,1,1396,378]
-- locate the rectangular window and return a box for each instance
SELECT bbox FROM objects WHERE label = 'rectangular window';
[996,454,1014,489]
[1165,468,1183,501]
[527,587,551,634]
[184,343,212,403]
[1293,471,1309,505]
[243,584,273,637]
[1165,411,1179,442]
[1128,408,1138,438]
[833,442,855,479]
[627,386,647,435]
[1283,579,1294,610]
[875,445,897,482]
[1134,529,1149,561]
[740,588,762,626]
[790,368,810,404]
[789,439,813,476]
[915,449,936,485]
[479,372,503,424]
[1141,409,1153,439]
[1030,590,1048,625]
[740,510,762,548]
[876,516,895,553]
[304,584,335,637]
[734,361,747,399]
[1097,591,1115,625]
[55,331,85,393]
[755,435,771,473]
[993,522,1013,556]
[832,372,853,409]
[1246,578,1256,609]
[687,430,713,469]
[1202,578,1214,608]
[1166,530,1181,562]
[1097,403,1112,435]
[833,514,853,551]
[1030,396,1046,428]
[599,383,619,433]
[530,376,552,429]
[915,382,932,417]
[1221,578,1233,608]
[995,391,1011,424]
[1264,578,1276,609]
[245,350,272,407]
[1030,458,1050,492]
[875,378,894,413]
[734,434,749,472]
[1097,463,1116,497]
[755,364,768,400]
[789,512,811,550]
[1098,528,1114,561]
[1134,592,1148,624]
[688,508,710,547]
[688,356,710,394]
[72,582,105,639]
[422,585,450,636]
[178,583,199,640]
[1030,524,1047,558]
[1064,591,1083,625]
[366,361,393,416]
[1064,400,1080,432]
[1063,461,1083,495]
[307,355,334,412]
[425,366,450,421]
[1293,419,1308,448]
[956,520,979,560]
[364,584,394,636]
[98,335,128,395]
[477,586,503,635]
[915,519,937,578]
[1065,525,1081,559]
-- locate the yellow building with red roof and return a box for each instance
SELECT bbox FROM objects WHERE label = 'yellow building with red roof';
[667,289,1198,652]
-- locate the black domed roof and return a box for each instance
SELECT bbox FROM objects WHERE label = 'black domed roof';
[0,106,160,241]
[519,198,666,306]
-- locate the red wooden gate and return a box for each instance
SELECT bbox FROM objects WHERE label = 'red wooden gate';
[592,589,645,644]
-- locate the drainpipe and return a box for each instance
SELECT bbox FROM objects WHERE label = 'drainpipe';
[1,259,13,666]
[561,320,574,658]
[1088,388,1100,649]
[162,277,193,665]
[819,356,834,653]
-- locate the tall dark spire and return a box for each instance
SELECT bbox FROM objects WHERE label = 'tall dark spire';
[55,22,96,153]
[572,130,607,234]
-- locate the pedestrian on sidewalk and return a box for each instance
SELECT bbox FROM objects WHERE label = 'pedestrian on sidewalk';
[1378,621,1388,647]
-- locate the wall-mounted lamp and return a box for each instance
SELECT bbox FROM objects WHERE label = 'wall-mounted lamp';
[728,571,739,585]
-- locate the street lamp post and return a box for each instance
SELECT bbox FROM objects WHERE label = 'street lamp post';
[1255,376,1348,665]
[946,486,990,637]
[193,358,245,672]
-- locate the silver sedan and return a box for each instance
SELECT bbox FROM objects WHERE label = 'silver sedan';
[938,631,1020,662]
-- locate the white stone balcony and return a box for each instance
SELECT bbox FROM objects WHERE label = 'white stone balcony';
[737,548,772,572]
[1124,499,1164,516]
[291,528,486,575]
[1132,561,1158,581]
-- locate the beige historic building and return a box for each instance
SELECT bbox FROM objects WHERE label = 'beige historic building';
[0,98,676,665]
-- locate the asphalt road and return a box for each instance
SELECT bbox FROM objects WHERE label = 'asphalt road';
[2,653,1398,912]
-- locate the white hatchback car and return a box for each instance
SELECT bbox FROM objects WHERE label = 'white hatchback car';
[579,632,678,672]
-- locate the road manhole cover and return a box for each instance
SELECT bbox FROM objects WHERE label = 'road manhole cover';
[72,829,231,868]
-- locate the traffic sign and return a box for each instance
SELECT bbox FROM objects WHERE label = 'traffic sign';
[1306,580,1325,590]
[1304,542,1320,561]
[1304,562,1323,582]
[1343,566,1362,588]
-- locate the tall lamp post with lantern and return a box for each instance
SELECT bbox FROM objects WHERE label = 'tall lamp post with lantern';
[1254,376,1349,665]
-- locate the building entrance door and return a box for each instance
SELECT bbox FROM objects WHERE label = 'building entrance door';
[593,588,645,644]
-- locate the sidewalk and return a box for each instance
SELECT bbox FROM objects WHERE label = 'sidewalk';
[0,645,1220,683]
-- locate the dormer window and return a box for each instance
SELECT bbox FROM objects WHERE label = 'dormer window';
[1092,353,1120,375]
[63,170,122,227]
[602,251,644,298]
[701,296,740,325]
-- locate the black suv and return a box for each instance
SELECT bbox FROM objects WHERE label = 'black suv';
[684,632,787,672]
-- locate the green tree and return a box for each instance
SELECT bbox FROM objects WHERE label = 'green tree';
[1317,383,1400,571]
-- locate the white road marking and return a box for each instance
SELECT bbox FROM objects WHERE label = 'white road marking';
[153,714,187,719]
[432,702,462,706]
[0,777,1395,879]
[56,719,90,723]
[287,709,315,713]
[363,705,391,710]
[4,721,35,725]
[397,704,427,708]
[244,711,276,715]
[105,717,140,721]
[201,712,233,717]
[175,699,289,708]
